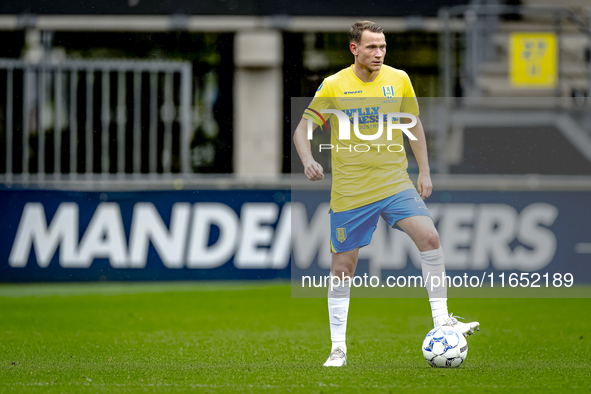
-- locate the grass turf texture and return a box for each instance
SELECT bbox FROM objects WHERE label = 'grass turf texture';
[1,282,590,393]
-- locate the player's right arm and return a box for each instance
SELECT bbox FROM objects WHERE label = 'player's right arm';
[293,118,324,181]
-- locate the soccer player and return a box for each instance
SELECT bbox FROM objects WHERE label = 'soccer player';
[293,21,480,367]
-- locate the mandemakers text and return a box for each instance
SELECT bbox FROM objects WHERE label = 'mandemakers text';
[8,201,559,275]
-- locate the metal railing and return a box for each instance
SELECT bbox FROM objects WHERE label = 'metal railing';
[0,58,192,183]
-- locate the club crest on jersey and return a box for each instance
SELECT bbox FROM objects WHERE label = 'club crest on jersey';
[382,85,395,98]
[336,227,347,243]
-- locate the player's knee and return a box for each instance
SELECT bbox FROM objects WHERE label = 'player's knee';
[425,230,440,250]
[332,263,353,279]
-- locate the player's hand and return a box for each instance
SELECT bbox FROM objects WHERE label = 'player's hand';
[303,159,324,181]
[417,172,432,200]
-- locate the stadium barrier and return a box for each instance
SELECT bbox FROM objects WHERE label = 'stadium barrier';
[1,177,590,288]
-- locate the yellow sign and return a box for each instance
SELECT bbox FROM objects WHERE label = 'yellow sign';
[509,33,557,87]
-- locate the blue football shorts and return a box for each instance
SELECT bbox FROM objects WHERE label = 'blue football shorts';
[330,188,433,253]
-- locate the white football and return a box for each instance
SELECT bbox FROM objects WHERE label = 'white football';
[422,326,468,368]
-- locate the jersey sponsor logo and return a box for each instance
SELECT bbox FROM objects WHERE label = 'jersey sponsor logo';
[343,107,385,125]
[308,108,418,142]
[344,90,363,95]
[336,227,347,243]
[341,106,401,125]
[382,85,395,98]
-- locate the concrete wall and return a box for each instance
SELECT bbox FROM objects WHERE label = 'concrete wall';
[234,30,283,176]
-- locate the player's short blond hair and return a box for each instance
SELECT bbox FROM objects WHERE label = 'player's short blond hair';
[349,21,384,44]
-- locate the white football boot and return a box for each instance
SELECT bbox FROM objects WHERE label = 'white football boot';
[323,346,348,367]
[438,313,480,337]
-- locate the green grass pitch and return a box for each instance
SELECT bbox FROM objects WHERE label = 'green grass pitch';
[1,282,590,393]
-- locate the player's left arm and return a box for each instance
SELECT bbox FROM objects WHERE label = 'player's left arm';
[399,73,431,199]
[406,117,432,200]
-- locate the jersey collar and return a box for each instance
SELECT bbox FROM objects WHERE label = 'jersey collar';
[349,64,384,84]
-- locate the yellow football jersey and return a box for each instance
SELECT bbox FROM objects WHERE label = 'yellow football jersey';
[304,64,420,212]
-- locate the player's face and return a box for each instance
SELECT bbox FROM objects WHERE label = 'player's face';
[352,31,386,72]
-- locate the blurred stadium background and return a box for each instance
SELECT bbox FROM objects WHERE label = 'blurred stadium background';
[0,0,590,284]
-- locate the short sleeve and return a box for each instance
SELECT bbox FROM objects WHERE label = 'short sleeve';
[303,79,335,127]
[400,74,420,117]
